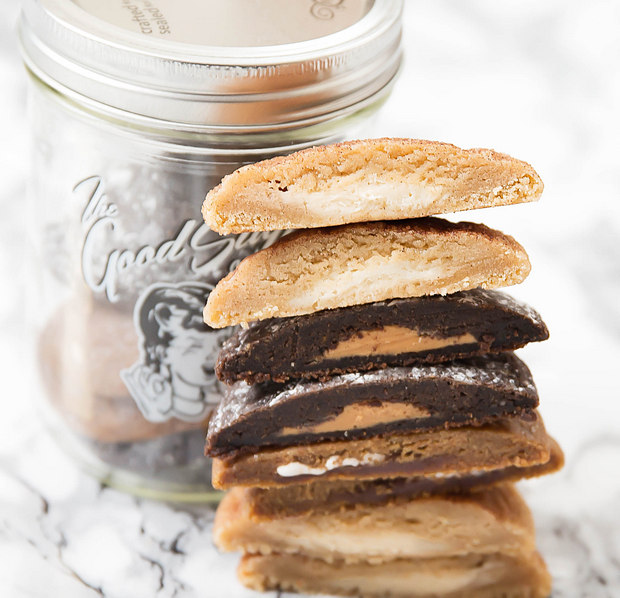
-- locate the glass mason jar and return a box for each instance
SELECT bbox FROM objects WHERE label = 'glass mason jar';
[19,0,403,501]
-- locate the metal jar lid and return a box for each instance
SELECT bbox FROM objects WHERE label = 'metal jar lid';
[19,0,403,131]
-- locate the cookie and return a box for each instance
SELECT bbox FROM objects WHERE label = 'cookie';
[44,391,207,444]
[204,218,530,328]
[206,353,539,457]
[237,551,551,598]
[39,300,138,400]
[203,138,543,234]
[243,439,564,518]
[39,302,207,443]
[214,484,534,563]
[211,411,554,489]
[216,289,548,384]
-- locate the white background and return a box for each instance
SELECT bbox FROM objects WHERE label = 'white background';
[1,1,620,597]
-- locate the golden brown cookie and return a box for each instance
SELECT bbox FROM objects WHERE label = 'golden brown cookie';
[39,300,139,400]
[214,484,534,563]
[204,218,530,328]
[39,302,207,443]
[237,551,552,598]
[203,138,543,234]
[242,438,564,518]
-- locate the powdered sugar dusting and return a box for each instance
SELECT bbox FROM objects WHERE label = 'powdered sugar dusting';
[261,353,537,407]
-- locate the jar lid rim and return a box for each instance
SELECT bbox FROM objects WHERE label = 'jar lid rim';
[30,0,397,64]
[20,0,403,127]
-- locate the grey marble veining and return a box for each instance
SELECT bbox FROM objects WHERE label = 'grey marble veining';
[3,414,620,597]
[2,0,620,597]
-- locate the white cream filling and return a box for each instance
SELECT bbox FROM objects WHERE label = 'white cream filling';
[289,258,448,310]
[254,523,451,563]
[428,467,490,480]
[336,563,486,595]
[288,181,444,220]
[276,452,385,478]
[276,462,326,477]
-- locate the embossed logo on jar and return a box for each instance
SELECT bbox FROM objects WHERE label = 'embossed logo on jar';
[76,175,281,303]
[75,174,283,422]
[121,282,230,422]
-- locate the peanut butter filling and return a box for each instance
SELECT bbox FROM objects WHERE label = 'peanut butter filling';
[321,326,477,360]
[279,401,429,438]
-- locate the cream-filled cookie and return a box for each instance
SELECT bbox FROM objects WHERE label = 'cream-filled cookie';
[237,551,551,598]
[204,218,530,328]
[203,138,543,234]
[214,484,535,563]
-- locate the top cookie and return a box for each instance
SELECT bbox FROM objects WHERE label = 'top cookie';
[202,138,543,234]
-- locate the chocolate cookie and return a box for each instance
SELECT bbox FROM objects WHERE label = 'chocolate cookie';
[207,353,539,456]
[216,289,548,384]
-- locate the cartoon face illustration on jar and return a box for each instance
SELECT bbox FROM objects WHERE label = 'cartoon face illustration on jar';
[121,282,230,422]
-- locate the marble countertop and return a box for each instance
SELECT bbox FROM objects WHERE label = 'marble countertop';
[2,1,620,597]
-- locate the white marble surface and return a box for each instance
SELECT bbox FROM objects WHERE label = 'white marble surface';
[2,1,620,597]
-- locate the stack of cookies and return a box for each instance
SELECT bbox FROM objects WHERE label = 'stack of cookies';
[201,139,563,598]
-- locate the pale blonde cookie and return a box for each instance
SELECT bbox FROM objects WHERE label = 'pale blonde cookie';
[203,138,543,234]
[214,484,535,564]
[237,551,552,598]
[204,218,530,328]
